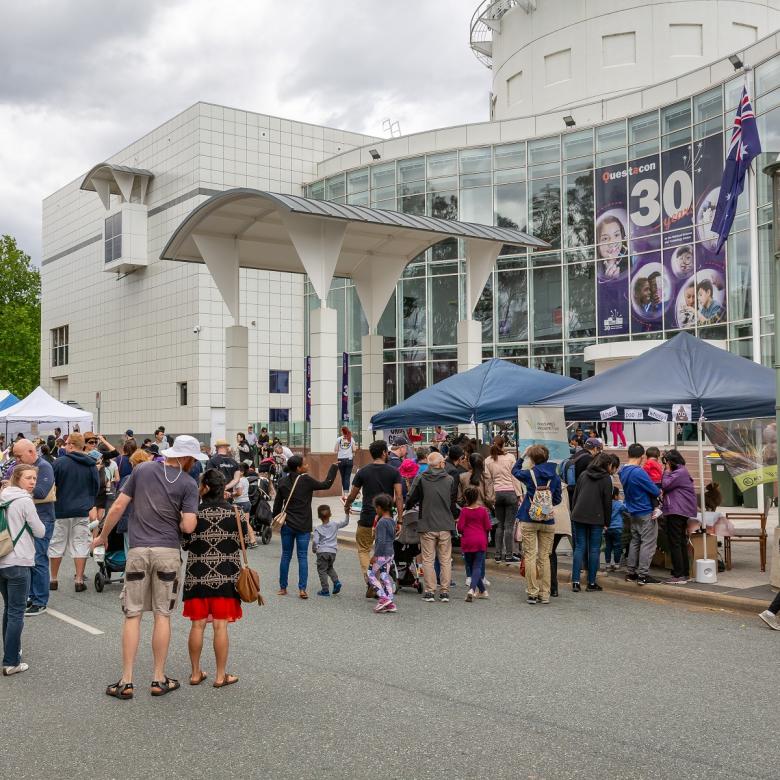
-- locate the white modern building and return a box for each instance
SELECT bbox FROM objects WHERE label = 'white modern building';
[41,0,780,449]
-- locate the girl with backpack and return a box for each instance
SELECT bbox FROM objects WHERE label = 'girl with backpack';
[570,453,615,592]
[0,464,46,676]
[512,446,562,604]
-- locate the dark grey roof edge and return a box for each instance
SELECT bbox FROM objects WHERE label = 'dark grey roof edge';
[160,188,550,260]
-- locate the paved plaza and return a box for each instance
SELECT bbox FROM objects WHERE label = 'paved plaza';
[5,538,779,780]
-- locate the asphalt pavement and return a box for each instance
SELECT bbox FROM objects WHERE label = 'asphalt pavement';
[4,539,779,780]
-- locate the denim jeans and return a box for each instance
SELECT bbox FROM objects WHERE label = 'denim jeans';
[0,566,31,667]
[29,519,55,607]
[463,551,486,592]
[571,522,604,585]
[279,525,311,591]
[493,491,517,558]
[604,528,623,565]
[337,460,353,493]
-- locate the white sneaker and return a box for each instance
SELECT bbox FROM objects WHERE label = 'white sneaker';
[759,610,780,631]
[477,590,489,599]
[465,589,474,602]
[483,578,491,587]
[2,662,29,676]
[465,577,471,588]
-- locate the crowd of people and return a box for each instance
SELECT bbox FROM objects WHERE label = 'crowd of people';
[2,421,779,685]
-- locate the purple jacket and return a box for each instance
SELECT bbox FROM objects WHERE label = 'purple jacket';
[661,466,698,518]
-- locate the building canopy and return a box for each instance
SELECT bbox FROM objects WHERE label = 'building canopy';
[534,332,775,422]
[160,188,549,328]
[370,358,577,428]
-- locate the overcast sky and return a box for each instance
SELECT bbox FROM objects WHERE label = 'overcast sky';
[0,0,488,264]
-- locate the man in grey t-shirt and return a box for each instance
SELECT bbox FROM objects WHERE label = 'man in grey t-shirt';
[94,435,205,699]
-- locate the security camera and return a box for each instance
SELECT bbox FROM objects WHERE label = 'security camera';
[193,325,201,334]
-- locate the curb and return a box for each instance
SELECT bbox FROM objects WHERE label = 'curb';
[336,534,771,616]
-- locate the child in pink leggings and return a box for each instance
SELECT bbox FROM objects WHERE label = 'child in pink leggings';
[367,494,397,613]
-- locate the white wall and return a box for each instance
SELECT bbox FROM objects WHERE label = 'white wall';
[488,0,780,120]
[40,102,377,436]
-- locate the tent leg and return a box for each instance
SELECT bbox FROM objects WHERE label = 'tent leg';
[698,419,708,561]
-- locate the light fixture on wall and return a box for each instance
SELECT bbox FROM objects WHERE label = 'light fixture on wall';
[369,148,381,160]
[563,115,576,128]
[729,54,744,71]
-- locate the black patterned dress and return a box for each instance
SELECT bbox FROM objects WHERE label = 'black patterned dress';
[182,498,245,622]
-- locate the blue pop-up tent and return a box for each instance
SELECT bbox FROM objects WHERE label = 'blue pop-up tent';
[0,392,19,412]
[533,331,774,422]
[370,358,577,428]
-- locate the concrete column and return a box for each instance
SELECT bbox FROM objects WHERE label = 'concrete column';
[225,325,248,445]
[457,319,482,373]
[361,333,384,444]
[310,307,338,453]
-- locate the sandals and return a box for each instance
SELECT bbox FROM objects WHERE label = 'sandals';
[299,590,308,600]
[106,681,134,700]
[150,676,180,696]
[213,674,238,688]
[189,671,208,686]
[277,588,288,596]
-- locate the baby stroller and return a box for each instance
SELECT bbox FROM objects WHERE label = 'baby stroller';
[392,508,423,594]
[94,525,126,592]
[247,472,273,545]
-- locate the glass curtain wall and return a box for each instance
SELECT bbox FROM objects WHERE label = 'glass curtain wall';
[304,55,780,430]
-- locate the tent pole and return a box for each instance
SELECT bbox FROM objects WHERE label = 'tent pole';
[698,417,708,561]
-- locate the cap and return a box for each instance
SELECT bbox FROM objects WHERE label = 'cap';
[584,437,603,450]
[161,434,208,461]
[125,429,134,436]
[391,435,410,447]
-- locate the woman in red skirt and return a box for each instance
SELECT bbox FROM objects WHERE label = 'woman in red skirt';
[182,468,245,688]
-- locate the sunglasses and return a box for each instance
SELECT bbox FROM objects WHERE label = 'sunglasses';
[86,439,97,444]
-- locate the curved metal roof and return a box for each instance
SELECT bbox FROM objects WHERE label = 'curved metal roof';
[160,187,549,271]
[80,163,154,194]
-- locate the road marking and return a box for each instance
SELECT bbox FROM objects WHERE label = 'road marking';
[46,608,104,636]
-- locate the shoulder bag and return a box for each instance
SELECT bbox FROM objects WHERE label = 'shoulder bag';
[234,507,265,606]
[272,475,301,530]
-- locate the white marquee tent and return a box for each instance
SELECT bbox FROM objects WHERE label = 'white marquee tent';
[0,386,93,435]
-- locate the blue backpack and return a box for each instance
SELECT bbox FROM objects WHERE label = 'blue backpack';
[558,458,576,488]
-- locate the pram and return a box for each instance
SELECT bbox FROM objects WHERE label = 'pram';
[94,524,126,592]
[391,508,423,593]
[247,472,273,545]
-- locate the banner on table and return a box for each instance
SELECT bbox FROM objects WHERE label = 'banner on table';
[341,352,349,422]
[517,405,570,462]
[704,418,777,492]
[305,356,311,423]
[595,162,630,336]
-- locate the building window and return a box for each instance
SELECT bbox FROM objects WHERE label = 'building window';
[51,325,69,367]
[269,408,289,422]
[105,212,122,263]
[269,369,290,394]
[178,381,188,406]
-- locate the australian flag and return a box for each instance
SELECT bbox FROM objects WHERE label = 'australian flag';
[712,85,761,252]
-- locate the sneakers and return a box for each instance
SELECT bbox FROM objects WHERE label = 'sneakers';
[504,555,514,564]
[422,591,436,602]
[586,583,603,592]
[527,595,538,604]
[572,582,581,592]
[374,598,391,613]
[465,589,474,603]
[332,580,342,595]
[759,610,780,630]
[316,589,330,597]
[49,580,58,591]
[465,576,471,588]
[2,662,29,676]
[494,555,502,564]
[625,573,639,582]
[24,604,47,616]
[384,603,398,613]
[662,577,688,585]
[477,590,490,599]
[637,575,661,585]
[439,592,450,603]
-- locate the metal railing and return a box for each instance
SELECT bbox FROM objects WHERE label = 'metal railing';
[469,0,533,68]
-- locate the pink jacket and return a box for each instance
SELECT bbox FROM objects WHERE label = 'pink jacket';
[456,506,492,553]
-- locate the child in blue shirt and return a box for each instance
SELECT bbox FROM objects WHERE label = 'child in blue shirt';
[605,487,625,571]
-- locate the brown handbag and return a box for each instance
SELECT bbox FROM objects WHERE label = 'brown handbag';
[233,507,265,606]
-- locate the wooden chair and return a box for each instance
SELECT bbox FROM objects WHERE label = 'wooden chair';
[724,512,768,572]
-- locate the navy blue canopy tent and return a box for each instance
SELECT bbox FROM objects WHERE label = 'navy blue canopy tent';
[534,332,774,422]
[370,358,577,428]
